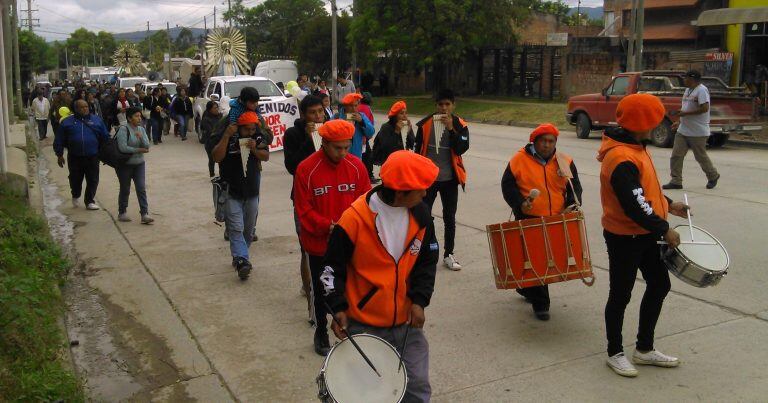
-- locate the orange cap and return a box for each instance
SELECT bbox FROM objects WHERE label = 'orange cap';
[318,119,355,142]
[380,151,439,191]
[388,101,407,117]
[237,111,260,126]
[341,93,363,105]
[529,123,559,143]
[616,93,665,132]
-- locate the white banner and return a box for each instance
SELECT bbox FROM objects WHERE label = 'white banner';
[257,97,300,152]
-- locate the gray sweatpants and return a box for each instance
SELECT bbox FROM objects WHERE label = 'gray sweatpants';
[348,320,431,403]
[670,134,719,185]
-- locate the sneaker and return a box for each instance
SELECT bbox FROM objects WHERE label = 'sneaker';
[662,183,683,190]
[314,328,331,356]
[607,353,638,377]
[443,254,462,271]
[236,258,252,281]
[141,215,155,225]
[118,213,131,222]
[632,349,680,368]
[72,198,81,208]
[706,174,720,189]
[86,203,100,210]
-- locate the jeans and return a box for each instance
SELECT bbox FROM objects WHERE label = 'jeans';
[669,134,719,185]
[67,155,100,204]
[604,230,671,356]
[424,178,459,257]
[116,162,148,215]
[175,115,188,139]
[36,119,49,139]
[147,117,162,143]
[308,254,329,331]
[348,320,431,403]
[226,195,259,260]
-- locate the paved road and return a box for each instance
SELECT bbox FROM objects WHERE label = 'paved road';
[42,116,768,401]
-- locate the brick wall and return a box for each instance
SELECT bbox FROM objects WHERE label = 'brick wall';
[561,52,623,99]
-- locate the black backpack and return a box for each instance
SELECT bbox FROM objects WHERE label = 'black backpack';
[99,126,132,168]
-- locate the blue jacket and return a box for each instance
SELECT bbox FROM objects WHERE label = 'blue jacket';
[335,110,375,159]
[54,114,110,157]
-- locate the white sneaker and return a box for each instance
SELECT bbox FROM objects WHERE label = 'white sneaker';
[632,349,680,368]
[118,213,131,222]
[86,203,100,211]
[72,198,80,208]
[443,254,462,271]
[607,353,638,377]
[141,215,155,225]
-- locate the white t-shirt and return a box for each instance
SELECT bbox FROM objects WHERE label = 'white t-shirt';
[677,84,710,137]
[369,192,409,261]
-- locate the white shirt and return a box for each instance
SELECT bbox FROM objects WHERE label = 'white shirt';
[31,97,50,120]
[369,192,409,261]
[677,84,710,137]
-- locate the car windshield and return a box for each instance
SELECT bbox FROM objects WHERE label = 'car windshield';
[149,84,177,96]
[224,80,282,99]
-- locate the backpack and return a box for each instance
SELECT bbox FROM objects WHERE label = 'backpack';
[98,126,132,168]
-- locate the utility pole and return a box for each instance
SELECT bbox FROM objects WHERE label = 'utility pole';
[92,39,97,66]
[21,0,38,32]
[330,0,338,85]
[11,1,23,115]
[147,21,152,59]
[64,46,69,79]
[213,6,217,29]
[227,0,232,29]
[0,3,9,174]
[2,4,15,123]
[626,0,637,71]
[166,22,171,80]
[635,0,645,71]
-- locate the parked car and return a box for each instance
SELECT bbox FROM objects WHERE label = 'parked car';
[118,76,148,90]
[193,75,287,142]
[566,71,761,147]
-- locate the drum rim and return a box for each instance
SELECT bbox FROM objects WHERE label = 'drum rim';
[672,224,730,273]
[320,333,407,403]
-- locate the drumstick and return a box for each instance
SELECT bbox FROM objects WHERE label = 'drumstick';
[684,194,694,242]
[397,323,411,373]
[322,300,382,378]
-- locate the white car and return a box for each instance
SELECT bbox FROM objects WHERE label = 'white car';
[118,76,148,90]
[140,82,178,97]
[193,75,287,142]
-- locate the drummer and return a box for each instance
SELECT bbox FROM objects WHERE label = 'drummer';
[501,123,583,321]
[598,93,690,377]
[323,151,439,402]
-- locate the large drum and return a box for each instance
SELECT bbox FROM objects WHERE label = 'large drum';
[317,334,406,403]
[486,211,594,289]
[661,224,729,288]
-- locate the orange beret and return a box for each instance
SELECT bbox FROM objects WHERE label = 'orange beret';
[380,151,439,191]
[616,93,665,132]
[529,123,559,143]
[237,111,260,126]
[341,93,363,105]
[318,119,355,142]
[388,101,407,117]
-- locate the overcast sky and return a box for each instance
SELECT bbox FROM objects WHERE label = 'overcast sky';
[30,0,603,41]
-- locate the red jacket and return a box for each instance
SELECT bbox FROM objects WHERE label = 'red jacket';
[294,150,372,256]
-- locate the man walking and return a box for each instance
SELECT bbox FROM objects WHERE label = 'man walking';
[31,90,51,140]
[335,75,356,107]
[53,99,111,210]
[664,70,721,190]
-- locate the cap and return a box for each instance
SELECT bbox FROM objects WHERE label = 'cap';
[341,93,363,105]
[237,111,260,126]
[616,93,665,133]
[529,123,560,143]
[388,101,407,117]
[318,119,355,142]
[380,151,439,191]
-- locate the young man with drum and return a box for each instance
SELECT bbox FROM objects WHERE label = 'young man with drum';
[598,93,691,377]
[293,120,371,356]
[501,123,583,321]
[322,151,439,402]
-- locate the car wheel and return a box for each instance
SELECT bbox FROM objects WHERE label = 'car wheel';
[707,133,727,148]
[651,119,674,148]
[576,113,592,139]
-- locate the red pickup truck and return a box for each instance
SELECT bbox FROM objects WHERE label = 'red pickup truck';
[566,71,761,147]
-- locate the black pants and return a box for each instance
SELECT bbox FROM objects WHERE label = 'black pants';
[424,178,458,257]
[205,147,216,177]
[67,155,100,204]
[308,254,329,332]
[516,285,550,310]
[604,230,671,356]
[37,119,49,139]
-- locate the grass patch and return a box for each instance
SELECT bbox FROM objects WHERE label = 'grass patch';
[374,96,569,129]
[0,186,84,402]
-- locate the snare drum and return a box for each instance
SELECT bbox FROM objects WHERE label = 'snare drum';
[317,334,406,403]
[661,224,729,288]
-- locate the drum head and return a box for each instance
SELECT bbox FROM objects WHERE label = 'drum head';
[324,334,406,403]
[675,225,729,272]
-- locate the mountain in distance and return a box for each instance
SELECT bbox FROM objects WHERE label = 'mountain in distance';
[113,27,208,42]
[568,6,603,20]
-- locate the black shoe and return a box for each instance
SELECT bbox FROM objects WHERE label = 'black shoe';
[236,258,252,281]
[662,183,683,190]
[314,329,331,356]
[153,141,159,145]
[232,257,239,268]
[182,137,188,141]
[533,305,550,321]
[706,174,720,189]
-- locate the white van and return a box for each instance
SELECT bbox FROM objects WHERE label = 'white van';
[118,76,148,90]
[253,60,298,87]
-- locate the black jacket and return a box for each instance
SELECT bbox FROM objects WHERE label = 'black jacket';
[414,113,470,157]
[283,119,317,176]
[371,120,415,165]
[171,96,193,117]
[143,95,164,120]
[188,74,203,97]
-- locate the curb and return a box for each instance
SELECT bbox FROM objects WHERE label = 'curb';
[726,139,768,150]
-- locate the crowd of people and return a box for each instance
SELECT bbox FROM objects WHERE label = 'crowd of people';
[37,65,722,401]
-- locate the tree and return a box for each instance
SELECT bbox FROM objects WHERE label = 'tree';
[17,30,56,82]
[175,27,195,51]
[137,31,171,71]
[294,13,352,76]
[95,31,117,66]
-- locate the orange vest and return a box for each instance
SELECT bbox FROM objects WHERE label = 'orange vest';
[419,116,467,186]
[337,194,428,327]
[508,148,572,217]
[599,137,669,235]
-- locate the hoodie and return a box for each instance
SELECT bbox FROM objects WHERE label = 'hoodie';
[597,128,670,236]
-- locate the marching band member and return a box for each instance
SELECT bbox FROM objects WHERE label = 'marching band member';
[598,94,690,377]
[293,120,371,356]
[501,123,582,321]
[323,151,439,402]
